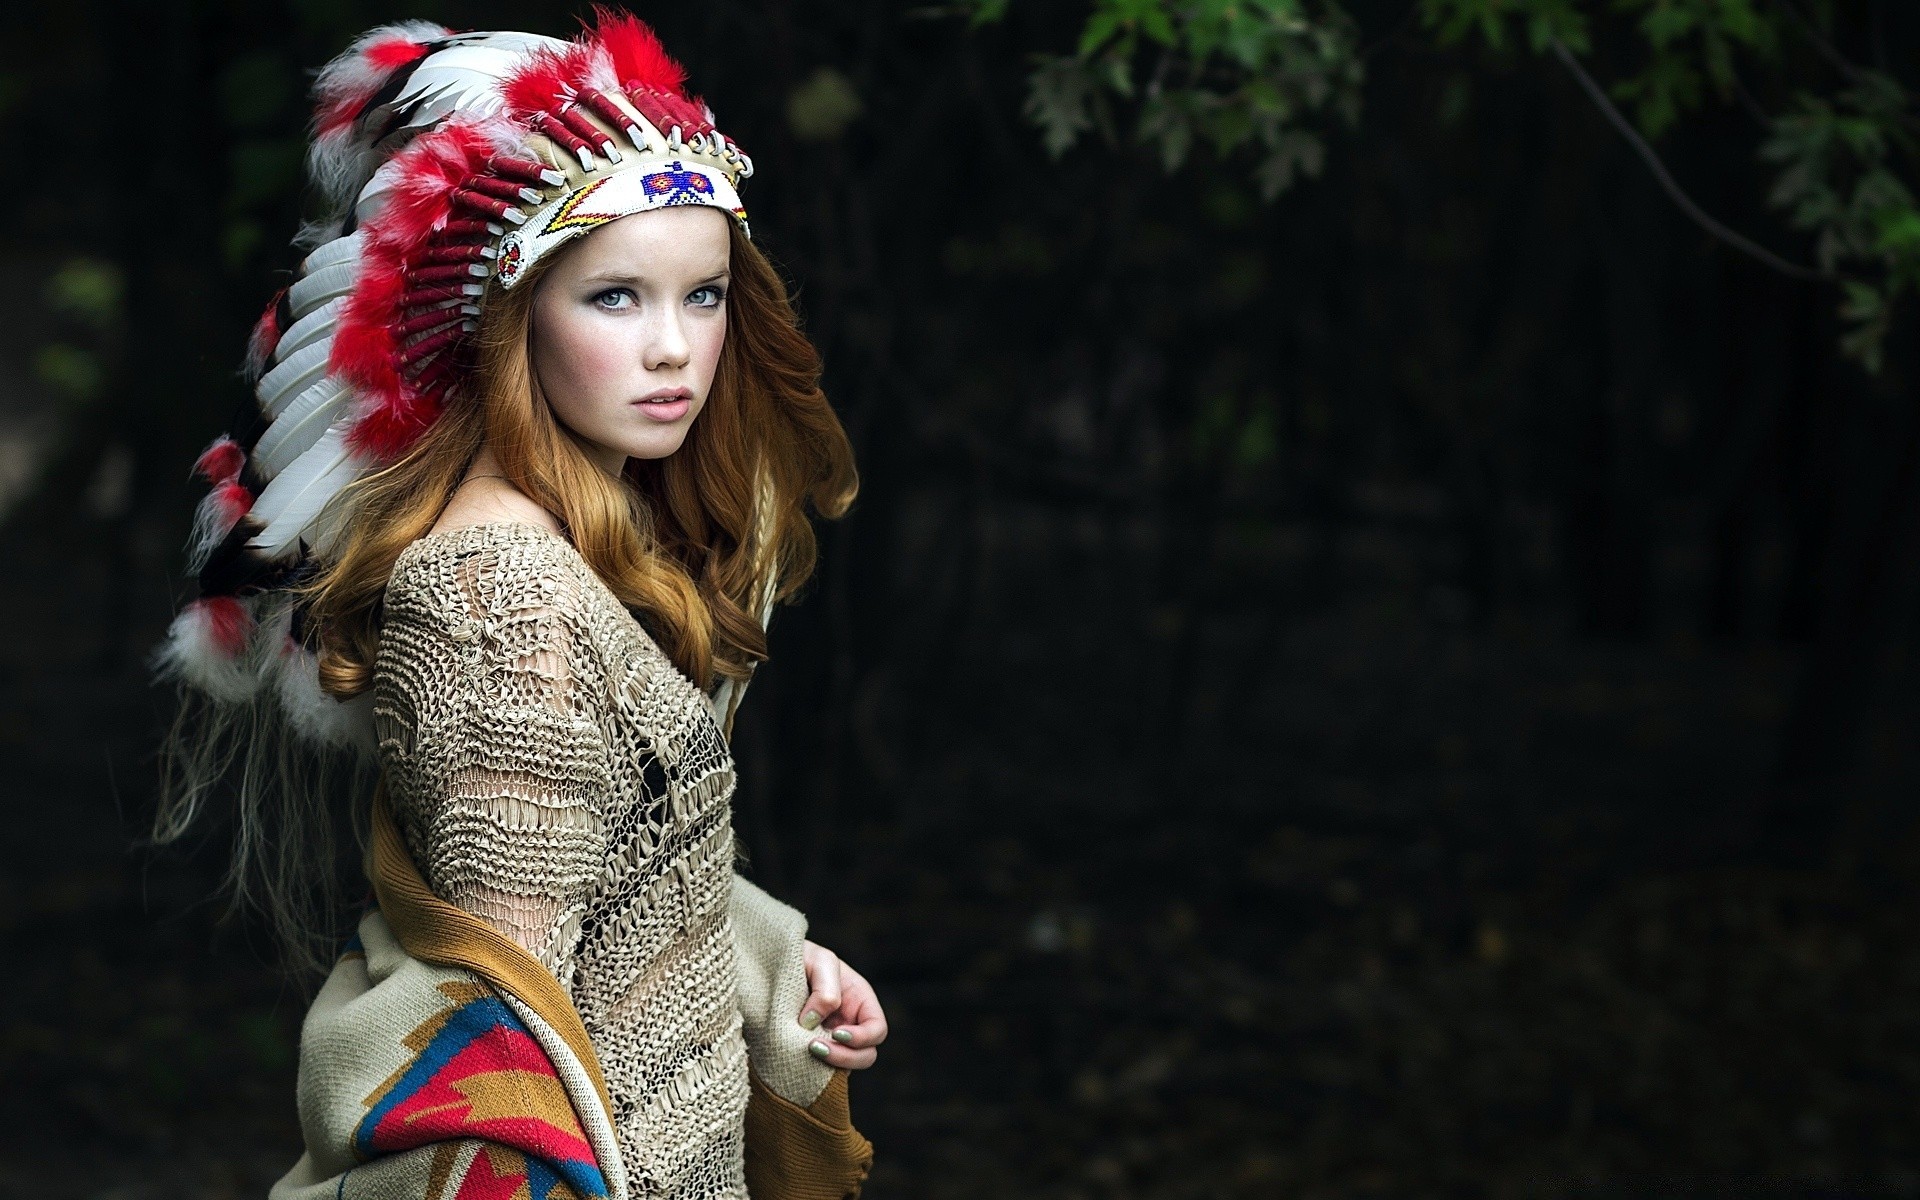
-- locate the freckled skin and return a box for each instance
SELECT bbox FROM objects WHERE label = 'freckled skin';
[531,205,732,474]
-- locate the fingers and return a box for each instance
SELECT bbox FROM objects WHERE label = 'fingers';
[808,1038,878,1070]
[799,940,843,1031]
[800,943,888,1070]
[822,963,889,1050]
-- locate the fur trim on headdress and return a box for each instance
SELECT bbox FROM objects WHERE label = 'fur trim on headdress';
[152,596,259,703]
[271,638,377,754]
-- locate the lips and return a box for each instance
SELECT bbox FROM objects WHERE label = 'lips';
[633,390,692,422]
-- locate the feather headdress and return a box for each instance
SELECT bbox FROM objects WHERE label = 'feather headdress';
[152,10,755,751]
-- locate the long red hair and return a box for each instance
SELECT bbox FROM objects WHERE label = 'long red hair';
[301,220,857,697]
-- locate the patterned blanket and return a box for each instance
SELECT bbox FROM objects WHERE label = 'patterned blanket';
[268,795,872,1200]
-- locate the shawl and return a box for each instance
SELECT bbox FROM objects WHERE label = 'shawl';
[268,792,873,1200]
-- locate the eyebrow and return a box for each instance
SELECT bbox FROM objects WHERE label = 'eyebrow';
[578,268,731,288]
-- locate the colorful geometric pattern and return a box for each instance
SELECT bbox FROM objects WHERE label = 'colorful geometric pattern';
[639,162,716,205]
[540,177,621,234]
[354,980,608,1200]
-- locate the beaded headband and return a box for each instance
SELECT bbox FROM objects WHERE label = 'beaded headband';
[154,11,752,748]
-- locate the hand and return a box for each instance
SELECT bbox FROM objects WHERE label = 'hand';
[800,939,888,1070]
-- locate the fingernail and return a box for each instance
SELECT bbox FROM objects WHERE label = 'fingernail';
[809,1040,831,1060]
[832,1028,853,1044]
[800,1010,822,1031]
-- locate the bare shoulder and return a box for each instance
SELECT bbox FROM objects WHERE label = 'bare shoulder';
[429,477,566,538]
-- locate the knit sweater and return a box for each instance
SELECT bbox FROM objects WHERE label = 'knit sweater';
[371,520,770,1199]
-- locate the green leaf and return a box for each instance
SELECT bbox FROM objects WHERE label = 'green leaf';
[1025,55,1100,158]
[1255,129,1325,199]
[1078,10,1125,56]
[1138,92,1195,170]
[1140,6,1177,46]
[964,0,1011,26]
[1872,207,1920,258]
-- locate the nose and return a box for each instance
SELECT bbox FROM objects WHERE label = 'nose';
[644,306,691,372]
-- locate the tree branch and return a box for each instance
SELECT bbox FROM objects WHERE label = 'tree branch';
[1550,38,1831,284]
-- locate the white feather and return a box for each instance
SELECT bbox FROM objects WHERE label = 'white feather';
[269,638,378,756]
[399,86,507,132]
[150,601,260,704]
[288,262,358,320]
[300,231,364,275]
[313,20,455,114]
[272,297,345,366]
[393,35,563,95]
[255,341,332,418]
[380,37,562,135]
[308,21,456,213]
[247,421,366,556]
[254,378,350,478]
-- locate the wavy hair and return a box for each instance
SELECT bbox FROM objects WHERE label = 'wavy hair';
[308,221,856,695]
[157,221,857,973]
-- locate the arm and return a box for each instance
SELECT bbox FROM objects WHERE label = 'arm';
[374,545,613,984]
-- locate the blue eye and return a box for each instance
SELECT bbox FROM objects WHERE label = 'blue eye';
[688,285,726,308]
[593,288,636,310]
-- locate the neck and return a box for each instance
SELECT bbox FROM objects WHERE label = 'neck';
[584,444,630,478]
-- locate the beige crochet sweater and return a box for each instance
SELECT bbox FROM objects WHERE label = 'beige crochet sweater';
[371,520,823,1200]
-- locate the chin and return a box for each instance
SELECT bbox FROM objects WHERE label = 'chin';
[619,428,694,462]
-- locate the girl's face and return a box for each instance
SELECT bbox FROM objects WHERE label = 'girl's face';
[530,205,732,474]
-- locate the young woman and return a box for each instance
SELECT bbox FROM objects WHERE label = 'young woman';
[152,15,882,1198]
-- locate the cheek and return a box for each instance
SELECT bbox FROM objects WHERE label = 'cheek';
[535,304,629,410]
[693,317,727,389]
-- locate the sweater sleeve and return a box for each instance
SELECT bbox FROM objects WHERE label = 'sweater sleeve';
[731,874,836,1107]
[373,537,614,988]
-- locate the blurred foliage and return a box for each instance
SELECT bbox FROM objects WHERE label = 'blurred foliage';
[45,259,124,332]
[1763,72,1920,372]
[983,0,1364,198]
[973,0,1920,372]
[787,66,865,140]
[33,258,124,408]
[32,344,103,404]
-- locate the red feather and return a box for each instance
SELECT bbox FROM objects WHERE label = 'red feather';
[365,35,431,72]
[193,435,247,486]
[316,33,435,135]
[331,265,403,396]
[244,290,285,380]
[330,119,507,460]
[368,122,500,252]
[591,7,686,95]
[347,385,446,460]
[194,596,255,657]
[502,43,592,120]
[211,481,255,524]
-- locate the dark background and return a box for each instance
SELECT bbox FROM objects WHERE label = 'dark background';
[2,1,1917,1196]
